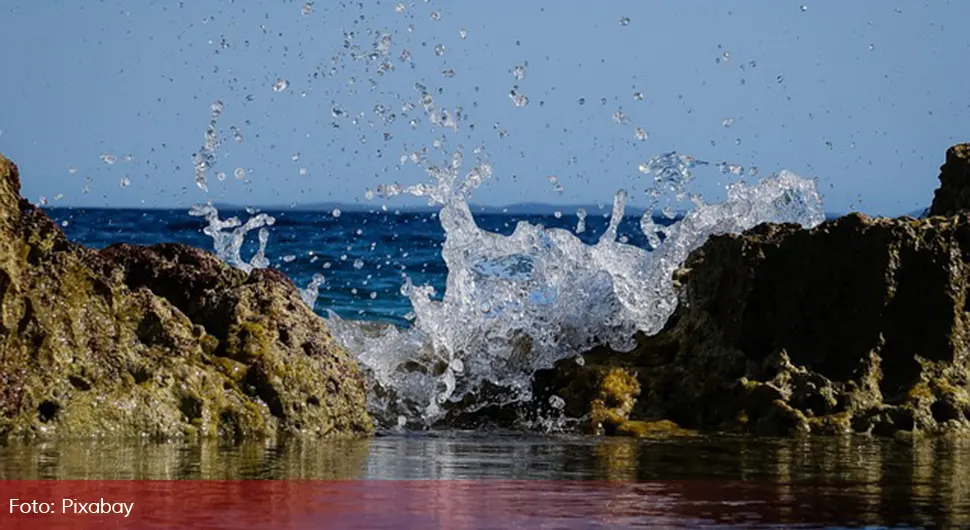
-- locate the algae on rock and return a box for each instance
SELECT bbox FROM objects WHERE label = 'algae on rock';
[0,154,372,440]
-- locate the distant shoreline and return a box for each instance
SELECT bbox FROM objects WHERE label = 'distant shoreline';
[40,203,925,220]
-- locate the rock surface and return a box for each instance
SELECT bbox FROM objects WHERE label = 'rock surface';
[537,143,970,437]
[0,154,372,439]
[929,143,970,216]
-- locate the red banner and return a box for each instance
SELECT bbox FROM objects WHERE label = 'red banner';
[0,479,912,528]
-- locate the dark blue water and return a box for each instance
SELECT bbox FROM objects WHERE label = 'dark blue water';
[45,206,679,326]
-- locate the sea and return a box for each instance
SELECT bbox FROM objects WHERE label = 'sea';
[44,206,677,326]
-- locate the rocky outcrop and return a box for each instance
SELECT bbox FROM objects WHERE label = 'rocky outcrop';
[538,143,970,437]
[0,154,371,439]
[929,143,970,216]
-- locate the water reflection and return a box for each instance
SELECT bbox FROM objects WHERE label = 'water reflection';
[1,434,968,528]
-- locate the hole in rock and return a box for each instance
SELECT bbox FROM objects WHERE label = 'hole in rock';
[37,400,60,423]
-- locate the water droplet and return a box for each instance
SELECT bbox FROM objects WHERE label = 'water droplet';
[868,43,875,51]
[101,154,117,165]
[331,208,342,218]
[353,259,365,269]
[216,172,226,181]
[234,168,246,180]
[301,2,312,16]
[721,118,736,127]
[459,29,468,39]
[120,177,130,187]
[575,208,587,234]
[612,111,629,125]
[38,196,48,206]
[430,11,441,21]
[546,175,564,193]
[553,211,562,219]
[633,92,644,101]
[272,78,289,92]
[442,69,456,78]
[619,17,631,26]
[68,167,78,175]
[635,128,649,141]
[434,44,446,56]
[548,395,565,410]
[512,64,525,80]
[61,220,69,227]
[509,90,529,107]
[394,3,406,13]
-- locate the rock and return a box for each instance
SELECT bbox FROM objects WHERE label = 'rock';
[0,154,371,440]
[589,367,641,435]
[929,143,970,216]
[549,214,970,436]
[539,145,970,436]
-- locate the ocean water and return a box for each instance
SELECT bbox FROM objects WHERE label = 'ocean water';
[45,206,676,327]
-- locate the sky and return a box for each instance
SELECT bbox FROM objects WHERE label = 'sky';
[0,0,967,215]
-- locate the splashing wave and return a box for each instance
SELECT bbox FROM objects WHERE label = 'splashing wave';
[324,148,825,428]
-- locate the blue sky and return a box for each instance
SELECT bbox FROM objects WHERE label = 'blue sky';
[0,0,967,215]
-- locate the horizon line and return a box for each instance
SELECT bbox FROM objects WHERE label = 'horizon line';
[39,202,926,219]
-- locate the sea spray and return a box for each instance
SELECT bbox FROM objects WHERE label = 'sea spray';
[191,203,329,309]
[188,202,276,274]
[328,149,826,428]
[191,101,224,192]
[301,273,327,310]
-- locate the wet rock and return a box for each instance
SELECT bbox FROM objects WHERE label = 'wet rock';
[589,367,641,435]
[0,154,371,440]
[541,144,970,437]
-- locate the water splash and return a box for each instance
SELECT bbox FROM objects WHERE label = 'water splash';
[329,149,825,428]
[301,273,326,310]
[192,101,224,192]
[189,203,276,274]
[575,208,587,234]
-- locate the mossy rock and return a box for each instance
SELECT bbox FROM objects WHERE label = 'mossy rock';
[614,420,696,438]
[0,154,371,440]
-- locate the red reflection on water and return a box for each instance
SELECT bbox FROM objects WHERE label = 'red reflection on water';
[0,479,895,529]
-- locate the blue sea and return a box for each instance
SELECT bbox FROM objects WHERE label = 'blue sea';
[45,206,681,327]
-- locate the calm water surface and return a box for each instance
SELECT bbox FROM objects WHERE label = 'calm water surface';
[2,433,968,528]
